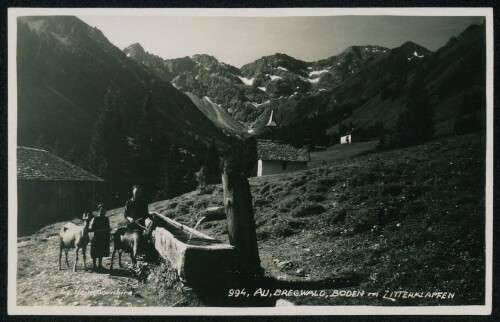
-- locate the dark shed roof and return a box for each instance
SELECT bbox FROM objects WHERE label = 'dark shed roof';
[17,147,104,181]
[257,140,310,162]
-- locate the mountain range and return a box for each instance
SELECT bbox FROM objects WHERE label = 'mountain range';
[16,16,486,199]
[17,16,241,201]
[123,21,485,144]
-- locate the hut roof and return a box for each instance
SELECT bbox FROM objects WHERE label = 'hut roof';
[17,147,104,181]
[257,140,310,162]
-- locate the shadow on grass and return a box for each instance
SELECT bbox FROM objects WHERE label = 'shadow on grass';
[190,270,362,307]
[108,268,135,278]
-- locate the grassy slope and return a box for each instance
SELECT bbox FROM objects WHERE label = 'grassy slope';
[17,132,486,306]
[150,132,486,305]
[309,140,379,168]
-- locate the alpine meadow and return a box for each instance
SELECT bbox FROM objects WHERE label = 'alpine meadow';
[13,13,488,310]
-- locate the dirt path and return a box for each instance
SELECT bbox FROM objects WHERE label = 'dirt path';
[16,210,167,307]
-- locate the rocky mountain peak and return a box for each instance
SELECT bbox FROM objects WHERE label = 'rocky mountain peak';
[240,53,309,78]
[192,54,219,66]
[19,16,108,45]
[396,41,432,56]
[123,43,148,59]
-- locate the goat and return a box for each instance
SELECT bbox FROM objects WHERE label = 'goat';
[110,218,155,270]
[59,212,92,272]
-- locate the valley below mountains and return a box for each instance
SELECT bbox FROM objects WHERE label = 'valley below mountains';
[14,15,488,308]
[124,21,485,144]
[16,15,486,202]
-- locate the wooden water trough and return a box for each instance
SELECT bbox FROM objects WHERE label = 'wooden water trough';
[151,212,236,287]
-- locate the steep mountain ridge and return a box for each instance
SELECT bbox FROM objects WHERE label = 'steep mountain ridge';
[17,16,240,201]
[17,15,486,202]
[123,43,177,81]
[123,43,393,127]
[124,22,485,145]
[240,53,310,78]
[18,16,231,146]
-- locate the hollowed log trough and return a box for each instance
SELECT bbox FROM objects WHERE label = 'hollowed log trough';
[151,212,236,288]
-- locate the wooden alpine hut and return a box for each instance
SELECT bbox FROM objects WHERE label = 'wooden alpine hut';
[17,146,104,235]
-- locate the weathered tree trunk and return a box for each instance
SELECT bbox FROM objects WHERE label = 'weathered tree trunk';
[221,140,262,276]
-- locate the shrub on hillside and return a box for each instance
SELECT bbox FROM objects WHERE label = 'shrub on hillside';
[272,222,294,237]
[258,218,306,239]
[382,183,404,196]
[166,202,178,209]
[162,209,183,218]
[147,259,202,306]
[277,196,302,213]
[306,193,326,202]
[328,209,347,225]
[259,184,271,194]
[315,178,337,188]
[158,203,192,218]
[307,184,329,194]
[401,200,427,217]
[395,73,435,147]
[349,170,380,187]
[290,178,307,188]
[405,185,430,200]
[253,196,269,207]
[291,203,326,217]
[192,198,209,210]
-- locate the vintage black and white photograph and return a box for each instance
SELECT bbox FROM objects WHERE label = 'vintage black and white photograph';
[8,8,493,315]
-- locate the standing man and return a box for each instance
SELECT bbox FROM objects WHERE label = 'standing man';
[124,185,150,230]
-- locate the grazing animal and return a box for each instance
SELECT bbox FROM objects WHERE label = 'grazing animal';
[110,218,155,270]
[59,212,92,272]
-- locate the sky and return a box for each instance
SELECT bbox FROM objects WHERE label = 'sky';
[78,15,484,67]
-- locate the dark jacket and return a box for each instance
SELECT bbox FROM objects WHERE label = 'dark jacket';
[124,198,149,229]
[89,216,110,258]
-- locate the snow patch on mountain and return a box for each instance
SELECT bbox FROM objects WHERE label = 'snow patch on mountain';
[413,51,425,58]
[407,51,425,61]
[267,74,283,81]
[309,69,329,77]
[300,75,320,84]
[204,96,221,108]
[258,86,267,92]
[277,66,288,71]
[250,100,270,107]
[238,76,254,86]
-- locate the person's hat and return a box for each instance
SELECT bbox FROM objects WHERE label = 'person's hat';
[97,203,106,210]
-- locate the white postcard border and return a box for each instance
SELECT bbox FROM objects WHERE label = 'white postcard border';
[7,7,494,316]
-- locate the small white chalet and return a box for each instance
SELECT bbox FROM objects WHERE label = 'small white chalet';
[256,140,310,176]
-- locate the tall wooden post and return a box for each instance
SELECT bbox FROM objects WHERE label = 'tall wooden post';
[221,139,262,276]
